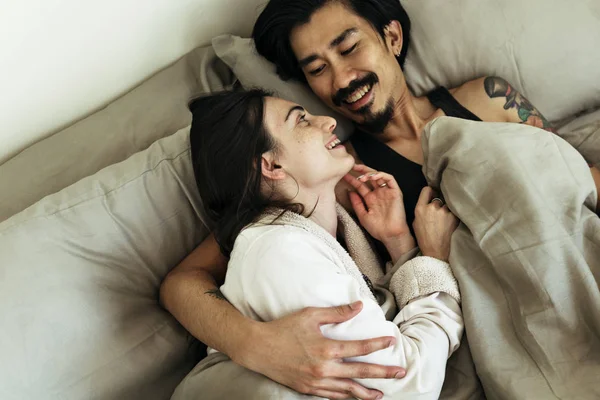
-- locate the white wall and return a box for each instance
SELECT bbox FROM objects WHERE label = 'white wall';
[0,0,266,163]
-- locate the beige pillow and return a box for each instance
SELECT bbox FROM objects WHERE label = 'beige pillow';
[212,35,355,141]
[0,45,234,223]
[0,127,207,400]
[213,0,600,124]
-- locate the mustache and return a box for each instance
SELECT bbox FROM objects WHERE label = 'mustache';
[332,73,379,107]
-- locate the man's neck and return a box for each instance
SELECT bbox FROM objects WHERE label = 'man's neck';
[362,80,438,143]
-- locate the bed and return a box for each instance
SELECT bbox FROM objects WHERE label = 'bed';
[1,0,599,399]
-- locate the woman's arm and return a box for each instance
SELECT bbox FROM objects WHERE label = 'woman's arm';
[160,233,404,400]
[231,231,462,398]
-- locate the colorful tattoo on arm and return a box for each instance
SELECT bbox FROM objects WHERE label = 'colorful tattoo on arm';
[484,76,556,133]
[205,288,229,302]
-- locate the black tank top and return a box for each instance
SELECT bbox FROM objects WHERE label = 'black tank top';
[350,87,481,239]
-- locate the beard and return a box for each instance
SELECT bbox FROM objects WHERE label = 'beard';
[356,99,395,134]
[331,73,394,134]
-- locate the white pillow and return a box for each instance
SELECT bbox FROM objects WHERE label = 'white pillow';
[0,127,207,400]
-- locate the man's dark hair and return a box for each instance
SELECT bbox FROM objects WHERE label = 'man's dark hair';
[252,0,411,82]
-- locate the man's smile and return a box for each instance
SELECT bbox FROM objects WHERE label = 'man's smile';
[343,84,374,112]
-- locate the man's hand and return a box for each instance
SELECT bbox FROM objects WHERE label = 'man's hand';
[237,301,406,400]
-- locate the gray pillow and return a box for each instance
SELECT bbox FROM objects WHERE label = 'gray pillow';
[0,127,207,400]
[0,45,234,223]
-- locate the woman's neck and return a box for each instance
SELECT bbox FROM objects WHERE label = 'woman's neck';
[298,188,339,237]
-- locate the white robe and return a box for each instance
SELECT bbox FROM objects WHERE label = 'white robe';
[215,208,464,399]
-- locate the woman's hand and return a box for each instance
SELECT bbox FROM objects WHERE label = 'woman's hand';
[238,302,405,400]
[413,187,459,262]
[343,165,415,261]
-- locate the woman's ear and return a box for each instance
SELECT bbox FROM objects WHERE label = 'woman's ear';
[384,20,404,57]
[261,154,286,181]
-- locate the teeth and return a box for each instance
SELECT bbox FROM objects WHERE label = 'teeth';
[326,138,341,150]
[346,85,371,104]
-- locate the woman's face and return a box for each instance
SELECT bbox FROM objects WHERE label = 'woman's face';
[263,96,355,190]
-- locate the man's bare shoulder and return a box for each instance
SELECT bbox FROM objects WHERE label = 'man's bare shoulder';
[448,76,508,123]
[448,76,485,99]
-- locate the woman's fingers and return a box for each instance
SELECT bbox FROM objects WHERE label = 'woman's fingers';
[346,165,402,195]
[343,174,372,198]
[354,169,400,192]
[416,186,436,206]
[352,164,377,174]
[417,186,446,211]
[358,172,399,191]
[430,198,445,209]
[348,191,368,220]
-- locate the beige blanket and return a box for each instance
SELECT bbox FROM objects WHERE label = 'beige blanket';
[423,117,600,400]
[558,119,600,169]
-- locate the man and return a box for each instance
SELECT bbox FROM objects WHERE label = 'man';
[252,0,599,219]
[161,1,600,399]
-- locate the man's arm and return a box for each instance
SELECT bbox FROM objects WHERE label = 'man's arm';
[159,233,254,356]
[159,233,404,400]
[483,76,556,132]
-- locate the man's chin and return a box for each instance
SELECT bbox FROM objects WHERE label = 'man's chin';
[357,101,395,134]
[338,103,375,123]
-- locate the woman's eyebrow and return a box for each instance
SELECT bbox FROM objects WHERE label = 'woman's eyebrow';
[285,106,305,122]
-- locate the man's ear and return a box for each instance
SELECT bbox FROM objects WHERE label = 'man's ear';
[384,20,404,57]
[261,154,286,181]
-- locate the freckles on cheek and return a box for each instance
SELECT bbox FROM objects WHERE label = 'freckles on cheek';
[296,136,312,146]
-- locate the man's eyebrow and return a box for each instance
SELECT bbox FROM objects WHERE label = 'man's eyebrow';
[330,28,357,48]
[298,55,318,69]
[286,105,305,122]
[297,28,358,68]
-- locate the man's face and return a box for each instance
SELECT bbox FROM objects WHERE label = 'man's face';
[290,2,403,132]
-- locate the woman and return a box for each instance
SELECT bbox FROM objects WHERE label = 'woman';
[171,89,462,399]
